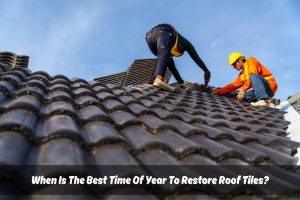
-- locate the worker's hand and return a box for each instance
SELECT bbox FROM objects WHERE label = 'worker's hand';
[204,71,211,87]
[236,90,245,102]
[211,88,218,93]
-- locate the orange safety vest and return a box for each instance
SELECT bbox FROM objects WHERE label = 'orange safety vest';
[170,34,184,57]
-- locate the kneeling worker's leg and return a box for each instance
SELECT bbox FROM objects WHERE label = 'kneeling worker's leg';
[250,74,273,100]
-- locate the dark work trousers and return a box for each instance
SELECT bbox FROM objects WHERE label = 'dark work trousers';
[145,24,184,84]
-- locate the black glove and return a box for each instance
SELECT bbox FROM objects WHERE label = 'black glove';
[204,71,211,86]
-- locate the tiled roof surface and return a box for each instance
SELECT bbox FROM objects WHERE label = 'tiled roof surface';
[94,58,172,86]
[94,72,127,86]
[288,92,300,114]
[0,51,29,68]
[0,64,300,198]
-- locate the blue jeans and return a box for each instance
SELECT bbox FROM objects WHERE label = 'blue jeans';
[145,24,184,84]
[244,74,273,103]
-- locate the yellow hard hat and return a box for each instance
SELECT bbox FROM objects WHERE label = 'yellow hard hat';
[228,52,245,66]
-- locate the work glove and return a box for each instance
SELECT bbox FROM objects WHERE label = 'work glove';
[204,71,211,87]
[236,90,245,102]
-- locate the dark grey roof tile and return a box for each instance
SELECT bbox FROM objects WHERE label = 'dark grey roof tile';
[151,107,173,119]
[104,83,119,89]
[47,90,73,102]
[140,99,157,108]
[217,127,255,143]
[244,142,296,165]
[130,91,145,99]
[118,95,136,104]
[79,105,108,122]
[189,135,238,160]
[102,99,126,111]
[0,131,30,165]
[48,83,70,93]
[172,111,196,123]
[36,138,90,165]
[0,80,16,94]
[49,79,69,87]
[180,154,217,165]
[92,84,110,92]
[218,158,249,165]
[0,109,37,137]
[192,123,231,139]
[111,88,126,96]
[16,86,46,101]
[239,130,278,145]
[4,95,42,113]
[39,114,83,140]
[157,130,200,157]
[166,119,201,136]
[85,121,126,146]
[71,78,89,86]
[75,95,100,107]
[45,101,78,118]
[121,126,161,151]
[159,102,177,111]
[242,123,285,135]
[148,95,165,103]
[92,144,138,165]
[32,71,51,79]
[22,79,48,92]
[139,115,172,131]
[73,87,95,97]
[219,139,269,164]
[110,110,140,128]
[0,73,23,86]
[138,149,180,165]
[128,103,150,116]
[0,91,7,103]
[27,74,49,85]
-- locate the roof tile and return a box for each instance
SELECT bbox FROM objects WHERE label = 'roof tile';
[36,138,90,165]
[92,144,138,165]
[245,142,296,165]
[79,105,108,122]
[189,135,237,160]
[110,110,140,128]
[0,131,30,165]
[84,121,126,146]
[0,109,37,136]
[219,139,269,164]
[39,114,83,140]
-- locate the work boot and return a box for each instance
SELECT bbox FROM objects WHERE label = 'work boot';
[178,82,187,89]
[250,100,270,107]
[153,78,175,92]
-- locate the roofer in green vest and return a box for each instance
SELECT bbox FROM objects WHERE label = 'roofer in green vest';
[146,24,211,91]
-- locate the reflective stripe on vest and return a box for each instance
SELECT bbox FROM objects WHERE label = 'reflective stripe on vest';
[243,63,274,82]
[170,34,184,57]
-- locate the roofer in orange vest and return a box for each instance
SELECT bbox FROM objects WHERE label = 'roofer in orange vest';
[214,52,277,107]
[146,23,211,91]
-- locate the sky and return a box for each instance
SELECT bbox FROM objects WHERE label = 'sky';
[0,0,299,100]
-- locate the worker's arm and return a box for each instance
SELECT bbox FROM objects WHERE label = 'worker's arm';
[240,57,259,92]
[214,76,244,95]
[178,34,209,72]
[177,34,210,85]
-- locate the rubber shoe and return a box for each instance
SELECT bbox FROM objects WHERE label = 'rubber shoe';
[153,78,175,92]
[250,100,270,107]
